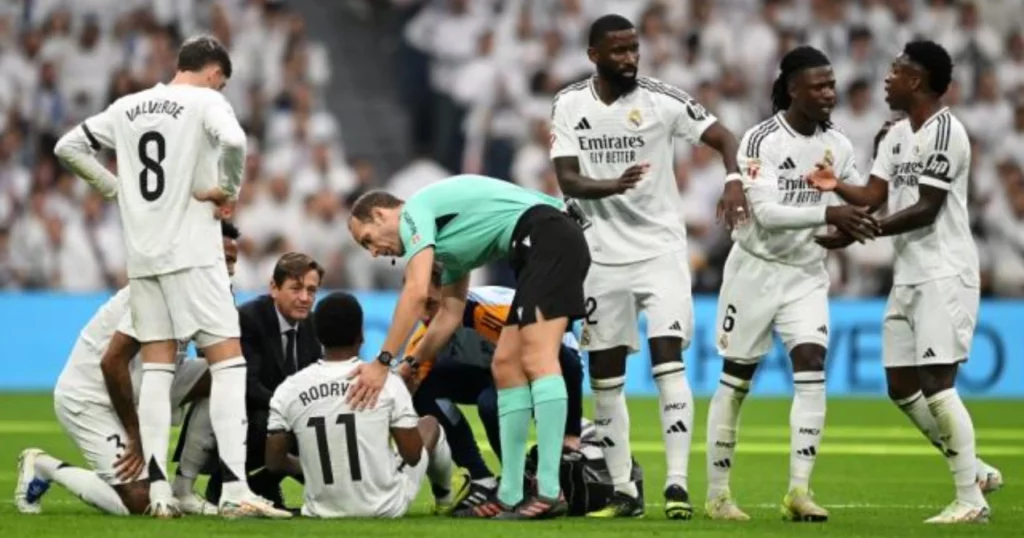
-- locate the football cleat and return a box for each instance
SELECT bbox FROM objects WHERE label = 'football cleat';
[705,490,750,521]
[781,487,828,522]
[664,484,693,520]
[15,448,50,515]
[924,499,990,524]
[493,494,568,520]
[146,498,183,519]
[176,491,218,515]
[219,494,293,519]
[586,490,645,518]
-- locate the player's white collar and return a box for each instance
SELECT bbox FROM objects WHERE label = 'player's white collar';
[775,113,819,138]
[918,106,950,133]
[587,76,637,106]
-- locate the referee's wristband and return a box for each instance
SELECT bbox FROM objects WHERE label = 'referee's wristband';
[725,172,742,183]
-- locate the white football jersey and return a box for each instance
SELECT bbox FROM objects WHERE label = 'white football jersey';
[55,287,141,404]
[78,83,246,278]
[268,359,421,518]
[871,108,979,286]
[734,114,859,267]
[550,76,718,265]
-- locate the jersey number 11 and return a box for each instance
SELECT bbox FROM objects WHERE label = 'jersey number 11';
[307,414,362,484]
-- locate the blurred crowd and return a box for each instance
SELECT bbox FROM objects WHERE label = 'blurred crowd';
[3,0,1024,298]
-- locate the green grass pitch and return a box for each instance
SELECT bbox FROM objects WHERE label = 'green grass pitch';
[0,393,1020,537]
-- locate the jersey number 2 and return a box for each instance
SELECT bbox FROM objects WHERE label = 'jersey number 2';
[307,414,362,484]
[137,131,165,202]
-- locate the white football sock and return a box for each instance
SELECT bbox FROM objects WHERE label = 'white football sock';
[592,376,636,497]
[706,372,750,499]
[139,362,176,502]
[35,455,129,515]
[927,388,986,506]
[653,361,694,492]
[209,357,252,502]
[427,428,455,502]
[790,370,826,491]
[893,391,944,451]
[172,398,214,498]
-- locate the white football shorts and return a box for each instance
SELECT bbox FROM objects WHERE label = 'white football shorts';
[580,250,693,354]
[53,358,209,486]
[129,265,238,345]
[715,245,830,362]
[882,276,979,368]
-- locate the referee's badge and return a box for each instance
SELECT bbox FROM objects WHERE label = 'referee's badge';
[627,108,643,129]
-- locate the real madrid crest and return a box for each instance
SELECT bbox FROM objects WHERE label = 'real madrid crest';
[823,148,834,166]
[627,108,643,129]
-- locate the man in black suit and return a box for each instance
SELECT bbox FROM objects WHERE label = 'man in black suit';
[206,252,324,509]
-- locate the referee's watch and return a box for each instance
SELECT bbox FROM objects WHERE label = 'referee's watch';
[375,351,394,368]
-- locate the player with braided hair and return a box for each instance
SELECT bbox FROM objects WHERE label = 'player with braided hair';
[704,46,877,522]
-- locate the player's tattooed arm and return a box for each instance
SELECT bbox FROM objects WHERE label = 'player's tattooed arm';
[553,157,647,199]
[265,431,304,479]
[876,184,946,237]
[100,330,145,481]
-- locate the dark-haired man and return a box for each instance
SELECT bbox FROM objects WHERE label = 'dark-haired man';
[809,40,997,523]
[549,13,744,520]
[205,252,325,509]
[706,45,875,522]
[52,35,286,518]
[265,292,456,518]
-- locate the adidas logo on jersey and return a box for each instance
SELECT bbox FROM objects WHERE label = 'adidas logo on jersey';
[594,436,616,448]
[669,321,682,331]
[713,458,732,469]
[892,143,901,155]
[779,157,797,170]
[923,348,936,359]
[817,325,828,335]
[575,117,592,130]
[665,420,688,434]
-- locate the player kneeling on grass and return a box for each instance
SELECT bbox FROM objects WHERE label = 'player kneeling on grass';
[15,221,241,517]
[264,292,456,518]
[705,46,879,523]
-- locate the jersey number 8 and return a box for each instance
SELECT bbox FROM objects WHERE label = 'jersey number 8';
[137,131,166,202]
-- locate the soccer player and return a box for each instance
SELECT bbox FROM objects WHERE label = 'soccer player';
[399,266,586,511]
[703,46,879,522]
[52,36,288,519]
[14,221,240,516]
[549,14,748,519]
[809,41,995,523]
[264,291,455,518]
[346,174,590,519]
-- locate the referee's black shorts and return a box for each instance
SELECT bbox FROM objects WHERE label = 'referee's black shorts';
[505,204,591,327]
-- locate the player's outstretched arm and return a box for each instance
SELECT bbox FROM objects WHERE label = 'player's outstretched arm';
[877,183,946,236]
[99,330,145,481]
[54,120,119,198]
[406,274,469,371]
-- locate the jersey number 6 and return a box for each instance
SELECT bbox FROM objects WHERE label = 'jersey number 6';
[137,131,166,202]
[722,304,737,333]
[307,413,362,484]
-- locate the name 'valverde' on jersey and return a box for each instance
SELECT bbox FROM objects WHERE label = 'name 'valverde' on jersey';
[735,114,859,267]
[549,76,718,265]
[871,108,979,286]
[79,83,246,278]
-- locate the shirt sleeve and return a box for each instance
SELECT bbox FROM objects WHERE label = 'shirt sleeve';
[549,92,579,159]
[869,129,895,182]
[202,93,247,198]
[399,199,437,260]
[653,80,718,145]
[81,105,117,150]
[836,139,862,186]
[917,118,963,192]
[739,131,826,230]
[267,383,291,433]
[53,107,120,198]
[387,376,420,429]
